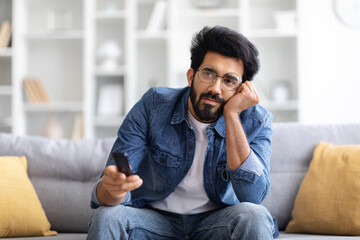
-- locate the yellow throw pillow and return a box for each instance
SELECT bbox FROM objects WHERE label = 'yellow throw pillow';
[0,156,57,237]
[286,142,360,235]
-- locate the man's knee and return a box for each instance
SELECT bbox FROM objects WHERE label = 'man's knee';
[235,202,272,223]
[231,203,274,239]
[90,205,128,228]
[87,205,137,240]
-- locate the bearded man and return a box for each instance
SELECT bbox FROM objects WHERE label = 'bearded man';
[87,25,278,240]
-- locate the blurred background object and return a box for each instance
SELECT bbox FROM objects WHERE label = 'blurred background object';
[0,0,359,139]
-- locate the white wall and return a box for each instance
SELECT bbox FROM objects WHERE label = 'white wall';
[298,0,360,124]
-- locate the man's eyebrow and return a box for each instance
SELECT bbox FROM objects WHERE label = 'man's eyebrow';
[202,66,217,73]
[225,73,240,79]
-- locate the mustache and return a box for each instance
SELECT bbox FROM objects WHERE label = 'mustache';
[200,92,226,103]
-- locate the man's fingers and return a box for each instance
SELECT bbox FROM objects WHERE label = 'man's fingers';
[243,81,254,93]
[247,82,259,100]
[102,182,124,192]
[102,174,143,196]
[103,178,143,192]
[120,178,143,192]
[104,165,122,178]
[242,81,259,101]
[105,165,135,181]
[103,172,142,188]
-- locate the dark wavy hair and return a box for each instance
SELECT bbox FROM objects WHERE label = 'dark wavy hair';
[190,26,259,81]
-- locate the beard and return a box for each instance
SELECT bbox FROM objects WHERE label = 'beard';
[189,81,226,122]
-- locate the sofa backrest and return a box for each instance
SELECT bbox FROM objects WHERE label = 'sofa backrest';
[0,133,115,233]
[2,123,360,232]
[262,123,360,230]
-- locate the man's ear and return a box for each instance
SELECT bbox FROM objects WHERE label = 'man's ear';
[186,68,194,87]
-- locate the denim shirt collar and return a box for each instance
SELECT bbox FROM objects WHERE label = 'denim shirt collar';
[171,87,226,138]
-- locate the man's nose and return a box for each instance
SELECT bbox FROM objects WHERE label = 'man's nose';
[208,77,222,95]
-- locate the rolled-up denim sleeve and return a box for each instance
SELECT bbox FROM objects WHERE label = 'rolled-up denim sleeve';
[90,178,132,209]
[90,178,102,209]
[226,150,264,183]
[228,112,273,204]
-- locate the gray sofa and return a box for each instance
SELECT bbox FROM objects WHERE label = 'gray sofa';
[1,123,360,240]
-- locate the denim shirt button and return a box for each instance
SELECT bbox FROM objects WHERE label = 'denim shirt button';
[188,145,193,150]
[160,158,166,163]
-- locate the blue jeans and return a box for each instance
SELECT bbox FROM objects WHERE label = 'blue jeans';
[87,202,275,240]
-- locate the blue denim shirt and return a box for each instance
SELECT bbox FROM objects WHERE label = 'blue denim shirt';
[91,87,273,209]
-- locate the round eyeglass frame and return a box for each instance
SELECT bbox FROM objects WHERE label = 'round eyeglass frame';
[196,65,241,91]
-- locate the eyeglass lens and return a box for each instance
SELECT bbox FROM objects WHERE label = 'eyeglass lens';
[199,66,240,90]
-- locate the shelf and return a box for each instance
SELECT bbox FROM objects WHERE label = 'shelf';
[23,101,84,112]
[0,48,12,57]
[3,0,301,138]
[95,115,124,127]
[96,10,127,19]
[179,8,241,18]
[248,28,298,38]
[95,66,126,76]
[263,100,298,111]
[0,86,12,95]
[25,31,84,40]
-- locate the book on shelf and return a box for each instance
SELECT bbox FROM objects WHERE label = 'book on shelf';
[146,0,168,33]
[0,20,12,48]
[22,78,51,103]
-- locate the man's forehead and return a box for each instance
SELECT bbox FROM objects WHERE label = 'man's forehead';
[201,51,244,75]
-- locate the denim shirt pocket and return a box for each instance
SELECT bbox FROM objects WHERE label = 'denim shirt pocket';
[145,145,182,188]
[150,146,181,168]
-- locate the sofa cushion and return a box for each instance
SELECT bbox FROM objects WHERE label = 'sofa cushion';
[4,233,87,240]
[278,231,360,239]
[0,133,114,233]
[0,156,57,237]
[262,123,360,230]
[285,142,360,235]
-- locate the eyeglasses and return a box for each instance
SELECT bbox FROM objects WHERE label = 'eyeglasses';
[196,65,241,91]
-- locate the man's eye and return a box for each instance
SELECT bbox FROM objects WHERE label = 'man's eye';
[224,77,237,85]
[203,70,214,78]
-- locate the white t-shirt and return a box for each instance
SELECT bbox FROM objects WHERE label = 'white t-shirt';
[149,112,218,214]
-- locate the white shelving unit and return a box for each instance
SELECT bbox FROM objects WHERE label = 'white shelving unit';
[12,0,87,138]
[1,0,301,139]
[128,0,171,100]
[169,0,299,122]
[0,0,13,133]
[91,0,133,139]
[247,0,299,122]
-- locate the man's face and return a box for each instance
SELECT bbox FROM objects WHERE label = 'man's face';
[187,51,244,123]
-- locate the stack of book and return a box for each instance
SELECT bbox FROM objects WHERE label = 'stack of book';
[0,20,11,48]
[22,78,51,103]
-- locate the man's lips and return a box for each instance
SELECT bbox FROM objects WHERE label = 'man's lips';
[202,97,219,105]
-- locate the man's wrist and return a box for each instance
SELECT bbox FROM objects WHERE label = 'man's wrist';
[223,103,247,117]
[96,181,125,206]
[223,108,241,120]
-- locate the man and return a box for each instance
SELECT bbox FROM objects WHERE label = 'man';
[88,26,277,239]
